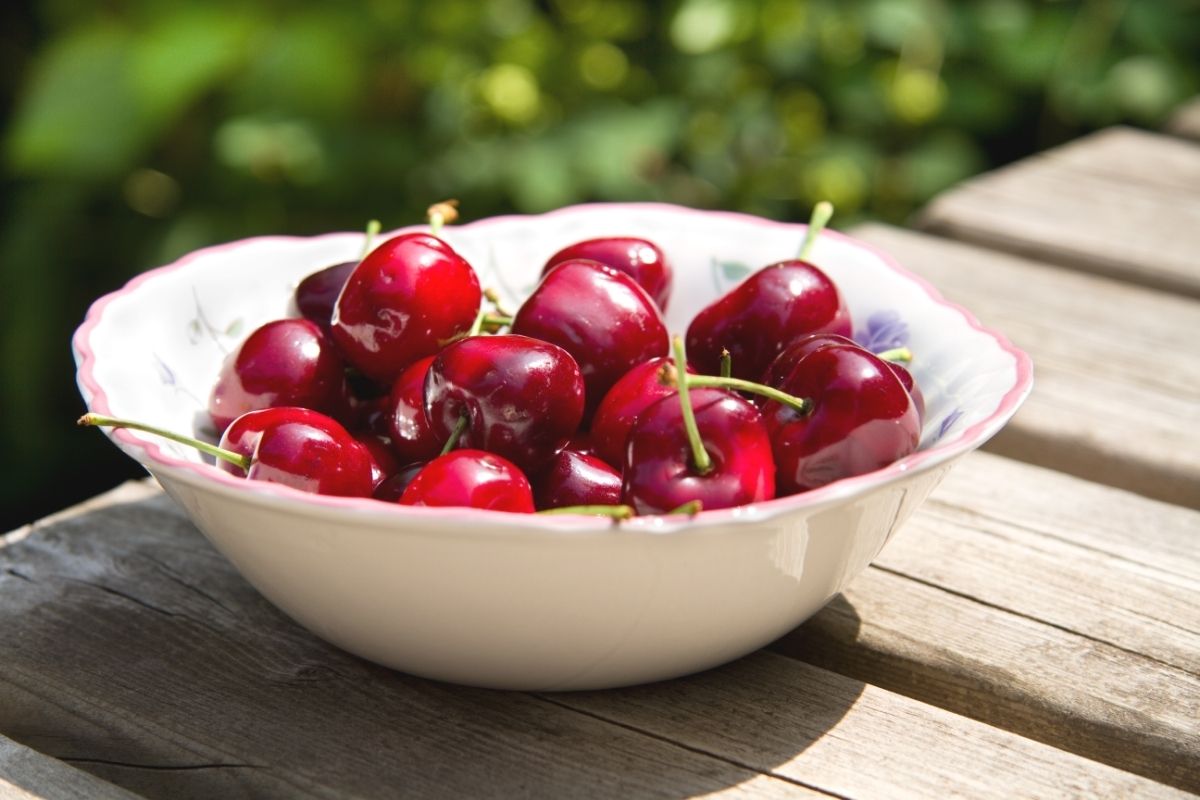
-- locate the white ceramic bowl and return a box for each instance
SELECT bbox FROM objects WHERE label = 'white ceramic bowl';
[74,203,1032,690]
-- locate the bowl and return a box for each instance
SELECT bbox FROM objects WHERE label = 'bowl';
[73,203,1032,690]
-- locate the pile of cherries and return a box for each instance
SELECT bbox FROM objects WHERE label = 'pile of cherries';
[83,202,923,518]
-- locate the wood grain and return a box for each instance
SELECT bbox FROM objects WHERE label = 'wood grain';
[852,222,1200,508]
[0,482,1184,799]
[1,735,142,800]
[917,126,1200,298]
[776,452,1200,791]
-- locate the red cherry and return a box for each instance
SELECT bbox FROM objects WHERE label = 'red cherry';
[216,407,379,496]
[399,450,534,512]
[534,450,622,510]
[622,388,775,514]
[208,319,345,434]
[512,259,668,420]
[385,355,444,465]
[886,361,926,423]
[543,237,672,311]
[426,334,584,471]
[331,232,482,384]
[686,260,850,380]
[295,261,355,333]
[759,333,859,394]
[591,356,693,469]
[353,432,399,489]
[762,344,920,494]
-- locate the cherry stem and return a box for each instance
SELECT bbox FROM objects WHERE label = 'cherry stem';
[78,413,250,471]
[672,336,713,475]
[359,219,382,260]
[666,500,703,516]
[483,287,514,317]
[684,374,811,415]
[467,308,513,337]
[441,414,468,456]
[538,504,635,520]
[797,201,834,261]
[876,346,913,364]
[719,349,732,379]
[427,199,459,238]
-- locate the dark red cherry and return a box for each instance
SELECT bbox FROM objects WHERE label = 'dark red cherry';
[512,259,668,420]
[591,356,693,469]
[686,260,851,380]
[622,388,775,514]
[295,261,355,333]
[217,406,336,477]
[212,407,375,496]
[354,432,399,489]
[373,462,425,502]
[386,355,444,465]
[426,335,584,471]
[331,232,482,383]
[399,450,535,512]
[543,237,672,311]
[208,318,345,434]
[886,361,925,423]
[534,450,622,510]
[760,333,859,394]
[762,344,920,494]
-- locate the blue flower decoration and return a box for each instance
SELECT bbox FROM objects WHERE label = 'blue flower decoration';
[855,310,909,353]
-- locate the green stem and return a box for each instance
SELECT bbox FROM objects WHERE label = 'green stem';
[359,219,382,260]
[797,201,834,261]
[440,414,469,456]
[719,349,732,379]
[538,504,635,520]
[483,287,514,317]
[666,500,703,516]
[876,346,913,364]
[673,336,712,475]
[78,413,250,471]
[468,309,513,337]
[684,375,811,415]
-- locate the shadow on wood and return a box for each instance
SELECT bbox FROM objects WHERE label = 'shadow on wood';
[0,491,866,799]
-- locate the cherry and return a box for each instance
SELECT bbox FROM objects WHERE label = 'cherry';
[534,450,622,510]
[399,449,535,512]
[217,406,335,477]
[886,361,925,423]
[425,334,584,471]
[331,232,482,384]
[620,339,774,514]
[543,237,672,311]
[295,261,356,333]
[208,318,345,434]
[81,409,376,497]
[373,461,425,502]
[512,259,668,420]
[385,355,445,465]
[591,356,693,469]
[686,202,850,380]
[622,387,775,514]
[760,333,859,394]
[761,344,920,494]
[295,221,382,332]
[354,432,399,489]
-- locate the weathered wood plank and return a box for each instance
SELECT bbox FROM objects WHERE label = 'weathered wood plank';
[1167,96,1200,140]
[852,223,1200,508]
[0,735,143,800]
[0,484,1183,799]
[775,452,1200,792]
[917,126,1200,298]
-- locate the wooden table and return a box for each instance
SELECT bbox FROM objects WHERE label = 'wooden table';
[4,123,1199,799]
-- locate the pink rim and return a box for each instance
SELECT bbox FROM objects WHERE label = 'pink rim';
[73,202,1033,533]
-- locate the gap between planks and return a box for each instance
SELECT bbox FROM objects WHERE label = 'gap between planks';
[916,126,1200,299]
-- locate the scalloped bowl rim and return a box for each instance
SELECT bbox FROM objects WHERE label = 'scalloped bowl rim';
[73,202,1033,536]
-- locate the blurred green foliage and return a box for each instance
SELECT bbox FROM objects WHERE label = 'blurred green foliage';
[1,0,1197,529]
